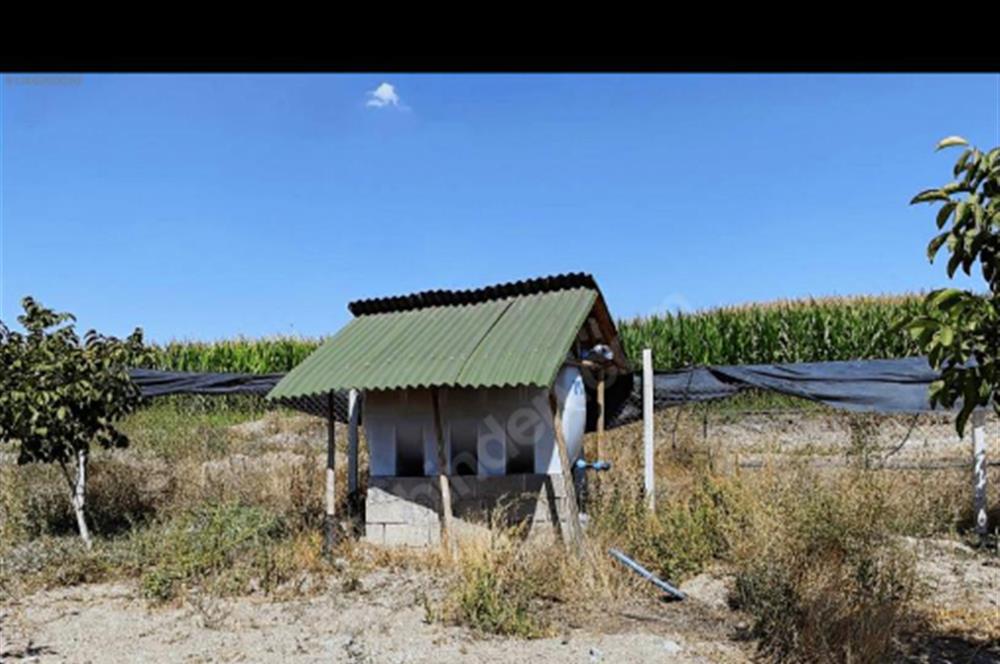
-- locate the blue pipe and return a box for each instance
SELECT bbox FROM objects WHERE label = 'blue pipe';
[575,459,611,472]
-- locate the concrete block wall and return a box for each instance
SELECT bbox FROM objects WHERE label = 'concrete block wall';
[364,474,572,546]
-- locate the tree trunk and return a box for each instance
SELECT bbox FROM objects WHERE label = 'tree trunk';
[323,392,338,556]
[72,448,93,549]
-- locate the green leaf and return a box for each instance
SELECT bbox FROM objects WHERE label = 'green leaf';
[910,189,950,205]
[927,232,949,262]
[947,251,962,278]
[936,136,969,151]
[928,288,963,309]
[954,149,972,176]
[936,202,956,228]
[937,326,954,346]
[928,379,945,399]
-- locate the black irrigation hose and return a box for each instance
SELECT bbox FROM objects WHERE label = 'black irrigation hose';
[878,413,922,467]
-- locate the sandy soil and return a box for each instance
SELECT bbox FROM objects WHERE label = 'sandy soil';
[3,537,997,664]
[0,569,751,663]
[703,411,998,465]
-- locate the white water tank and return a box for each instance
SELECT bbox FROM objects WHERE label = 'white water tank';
[553,364,587,466]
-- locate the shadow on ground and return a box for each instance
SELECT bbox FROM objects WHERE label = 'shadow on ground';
[901,636,1000,663]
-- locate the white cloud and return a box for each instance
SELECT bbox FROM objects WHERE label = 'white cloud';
[366,82,404,109]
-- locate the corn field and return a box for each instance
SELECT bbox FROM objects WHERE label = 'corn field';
[146,294,927,374]
[146,337,323,374]
[618,294,926,370]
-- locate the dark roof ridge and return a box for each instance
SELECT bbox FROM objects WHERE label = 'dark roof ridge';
[347,272,599,316]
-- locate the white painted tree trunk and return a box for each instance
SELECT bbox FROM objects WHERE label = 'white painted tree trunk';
[72,448,93,549]
[972,410,988,537]
[324,391,338,554]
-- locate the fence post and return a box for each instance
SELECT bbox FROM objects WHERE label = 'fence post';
[324,391,338,555]
[972,409,988,538]
[643,348,655,513]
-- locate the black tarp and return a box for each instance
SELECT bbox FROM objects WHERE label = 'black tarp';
[130,355,952,430]
[602,356,954,429]
[129,368,284,397]
[128,368,352,421]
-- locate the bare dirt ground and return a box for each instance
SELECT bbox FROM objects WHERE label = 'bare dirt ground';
[1,568,751,663]
[3,538,997,663]
[703,410,998,466]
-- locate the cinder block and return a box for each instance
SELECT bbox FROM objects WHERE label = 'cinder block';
[367,487,441,525]
[363,523,385,545]
[365,473,573,547]
[526,519,561,543]
[371,476,443,505]
[533,496,567,523]
[382,523,433,547]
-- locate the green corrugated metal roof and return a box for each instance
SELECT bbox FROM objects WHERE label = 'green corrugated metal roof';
[267,287,597,398]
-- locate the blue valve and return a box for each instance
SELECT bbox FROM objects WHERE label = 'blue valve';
[575,459,611,472]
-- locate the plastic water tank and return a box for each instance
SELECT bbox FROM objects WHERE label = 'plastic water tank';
[553,364,587,465]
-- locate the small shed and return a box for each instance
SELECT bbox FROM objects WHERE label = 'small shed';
[268,273,627,546]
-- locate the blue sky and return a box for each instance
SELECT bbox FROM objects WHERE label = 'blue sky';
[1,73,998,342]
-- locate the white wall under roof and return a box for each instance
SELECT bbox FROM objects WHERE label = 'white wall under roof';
[365,365,586,477]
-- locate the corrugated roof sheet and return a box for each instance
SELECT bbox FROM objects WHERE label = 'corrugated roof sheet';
[347,272,598,316]
[267,287,598,399]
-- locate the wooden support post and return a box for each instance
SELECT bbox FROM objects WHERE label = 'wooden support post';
[642,348,655,513]
[430,388,455,555]
[550,391,584,554]
[346,389,361,531]
[972,409,989,538]
[347,390,360,497]
[324,391,338,555]
[596,368,606,461]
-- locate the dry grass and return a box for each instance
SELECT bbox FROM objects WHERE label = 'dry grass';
[588,410,986,662]
[0,403,339,601]
[721,466,920,663]
[434,523,632,639]
[917,606,1000,644]
[135,501,327,603]
[2,400,995,664]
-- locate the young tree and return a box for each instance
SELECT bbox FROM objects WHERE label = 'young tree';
[907,136,999,435]
[0,297,148,547]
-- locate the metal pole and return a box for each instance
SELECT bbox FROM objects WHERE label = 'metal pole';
[972,409,989,538]
[643,348,655,513]
[596,368,606,461]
